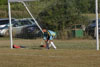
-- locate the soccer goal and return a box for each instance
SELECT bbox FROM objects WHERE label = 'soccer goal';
[8,0,99,50]
[8,0,43,49]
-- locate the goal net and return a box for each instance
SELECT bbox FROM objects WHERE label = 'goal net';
[8,0,45,49]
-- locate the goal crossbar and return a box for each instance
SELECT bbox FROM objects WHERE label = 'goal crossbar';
[8,0,37,2]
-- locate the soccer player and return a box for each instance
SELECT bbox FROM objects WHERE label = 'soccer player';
[42,29,56,49]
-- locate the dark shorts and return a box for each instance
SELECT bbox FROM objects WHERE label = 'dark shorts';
[43,36,53,40]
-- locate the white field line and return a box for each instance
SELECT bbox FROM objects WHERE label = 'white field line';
[0,53,100,58]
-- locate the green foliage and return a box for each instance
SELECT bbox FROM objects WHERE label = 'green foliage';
[38,0,87,30]
[0,0,7,5]
[0,0,100,13]
[38,0,89,39]
[75,0,90,13]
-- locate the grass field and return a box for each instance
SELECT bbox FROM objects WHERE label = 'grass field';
[0,38,100,67]
[82,13,100,20]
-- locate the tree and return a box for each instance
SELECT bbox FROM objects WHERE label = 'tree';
[75,0,91,13]
[38,0,86,30]
[38,0,88,39]
[0,0,7,5]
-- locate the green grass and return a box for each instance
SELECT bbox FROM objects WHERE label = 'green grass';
[82,13,100,19]
[0,38,100,67]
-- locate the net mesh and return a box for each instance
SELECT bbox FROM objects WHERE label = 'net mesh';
[10,1,44,49]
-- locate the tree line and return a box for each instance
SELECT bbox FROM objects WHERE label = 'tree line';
[0,0,100,13]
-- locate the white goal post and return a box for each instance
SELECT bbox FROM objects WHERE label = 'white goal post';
[95,0,99,50]
[8,0,43,49]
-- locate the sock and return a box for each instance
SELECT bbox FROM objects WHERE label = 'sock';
[46,42,49,49]
[51,42,56,49]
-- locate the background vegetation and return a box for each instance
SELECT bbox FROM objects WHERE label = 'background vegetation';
[0,0,100,39]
